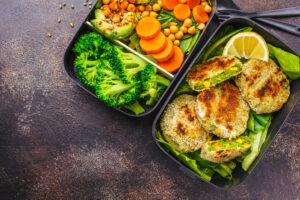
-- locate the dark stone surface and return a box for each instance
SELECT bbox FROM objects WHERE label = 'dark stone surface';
[0,0,299,199]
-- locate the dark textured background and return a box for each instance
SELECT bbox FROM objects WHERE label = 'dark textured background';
[0,0,300,199]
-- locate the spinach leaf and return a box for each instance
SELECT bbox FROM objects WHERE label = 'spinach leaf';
[155,129,236,181]
[155,130,213,181]
[180,31,201,55]
[268,44,300,81]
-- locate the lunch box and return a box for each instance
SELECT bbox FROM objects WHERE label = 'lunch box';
[152,17,300,188]
[63,0,217,117]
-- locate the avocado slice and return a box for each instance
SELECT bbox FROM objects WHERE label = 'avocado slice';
[90,9,136,40]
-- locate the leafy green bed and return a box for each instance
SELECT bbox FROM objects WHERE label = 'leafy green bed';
[156,25,300,181]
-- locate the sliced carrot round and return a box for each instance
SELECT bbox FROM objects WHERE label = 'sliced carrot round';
[192,5,209,23]
[161,0,179,10]
[140,32,167,54]
[150,38,174,62]
[187,0,200,9]
[173,4,191,21]
[136,17,161,40]
[158,46,184,73]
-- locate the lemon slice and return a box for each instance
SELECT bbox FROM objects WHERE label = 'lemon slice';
[223,32,269,62]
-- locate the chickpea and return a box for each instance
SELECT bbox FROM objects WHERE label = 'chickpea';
[152,3,161,11]
[197,23,206,30]
[102,5,109,10]
[175,31,183,39]
[180,26,187,33]
[102,0,110,5]
[127,4,136,12]
[102,6,111,16]
[157,0,163,7]
[120,0,129,9]
[204,5,211,13]
[188,26,196,34]
[170,25,178,33]
[178,0,187,3]
[128,42,135,49]
[112,14,121,23]
[142,11,150,17]
[201,2,208,6]
[145,5,152,11]
[174,40,180,46]
[138,5,145,12]
[168,33,175,42]
[169,22,177,27]
[164,28,171,36]
[109,1,118,10]
[183,18,192,27]
[150,11,158,18]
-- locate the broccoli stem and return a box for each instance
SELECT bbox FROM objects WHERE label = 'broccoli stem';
[156,75,171,86]
[122,101,145,115]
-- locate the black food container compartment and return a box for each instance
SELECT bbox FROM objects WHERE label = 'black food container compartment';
[63,0,217,117]
[152,17,300,188]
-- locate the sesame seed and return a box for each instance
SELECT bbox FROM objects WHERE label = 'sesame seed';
[47,33,52,37]
[89,5,92,9]
[71,4,75,9]
[70,23,74,28]
[83,3,87,6]
[57,17,61,23]
[59,4,62,9]
[62,2,66,6]
[88,2,92,5]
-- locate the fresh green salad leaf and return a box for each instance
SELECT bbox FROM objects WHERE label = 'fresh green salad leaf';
[251,111,271,127]
[156,129,236,180]
[201,26,253,61]
[247,112,255,132]
[129,33,144,54]
[180,31,201,55]
[242,118,272,171]
[95,0,102,8]
[149,0,158,6]
[268,44,300,80]
[155,130,213,181]
[174,80,197,97]
[159,9,184,26]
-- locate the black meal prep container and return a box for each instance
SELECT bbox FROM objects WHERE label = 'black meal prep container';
[63,0,217,117]
[152,17,300,188]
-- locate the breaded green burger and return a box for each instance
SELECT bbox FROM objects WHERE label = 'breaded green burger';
[196,81,250,139]
[235,58,290,114]
[187,56,242,91]
[160,94,212,153]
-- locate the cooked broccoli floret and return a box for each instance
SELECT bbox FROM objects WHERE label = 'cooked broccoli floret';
[74,52,101,88]
[122,101,145,115]
[95,59,142,107]
[73,32,111,88]
[73,32,110,56]
[72,32,170,114]
[140,64,170,105]
[106,46,147,83]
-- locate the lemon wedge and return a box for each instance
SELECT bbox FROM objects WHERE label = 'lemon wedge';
[223,32,269,62]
